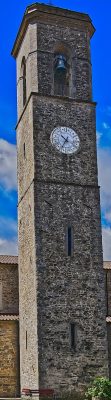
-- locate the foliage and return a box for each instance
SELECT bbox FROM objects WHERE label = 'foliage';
[85,377,111,400]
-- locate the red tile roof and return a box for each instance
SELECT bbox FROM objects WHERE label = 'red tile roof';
[104,261,111,270]
[0,314,19,321]
[0,257,109,267]
[0,255,18,265]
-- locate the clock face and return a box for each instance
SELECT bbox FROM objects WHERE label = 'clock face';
[50,126,80,154]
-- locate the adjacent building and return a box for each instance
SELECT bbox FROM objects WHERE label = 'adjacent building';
[0,256,19,398]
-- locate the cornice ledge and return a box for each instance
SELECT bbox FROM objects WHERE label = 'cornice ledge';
[12,3,95,59]
[16,92,97,129]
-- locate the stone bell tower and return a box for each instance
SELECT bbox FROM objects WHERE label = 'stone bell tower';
[12,3,108,394]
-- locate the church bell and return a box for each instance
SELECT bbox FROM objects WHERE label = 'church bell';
[54,54,67,76]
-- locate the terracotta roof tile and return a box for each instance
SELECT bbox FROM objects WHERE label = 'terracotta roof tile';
[0,314,19,321]
[0,255,18,265]
[103,261,111,270]
[0,256,110,268]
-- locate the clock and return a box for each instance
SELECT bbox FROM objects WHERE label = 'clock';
[50,126,80,154]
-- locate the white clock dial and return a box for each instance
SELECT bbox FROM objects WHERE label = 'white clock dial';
[50,126,80,154]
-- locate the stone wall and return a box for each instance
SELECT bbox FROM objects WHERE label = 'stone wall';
[16,23,38,119]
[0,259,20,398]
[33,95,97,186]
[106,270,111,316]
[107,323,111,379]
[15,3,108,394]
[34,179,108,391]
[17,98,39,390]
[104,263,111,379]
[18,184,39,391]
[0,321,20,398]
[17,97,34,200]
[0,263,18,314]
[37,21,92,101]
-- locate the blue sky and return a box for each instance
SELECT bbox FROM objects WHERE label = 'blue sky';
[0,0,111,258]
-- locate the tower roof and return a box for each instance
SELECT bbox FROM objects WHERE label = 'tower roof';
[12,2,95,58]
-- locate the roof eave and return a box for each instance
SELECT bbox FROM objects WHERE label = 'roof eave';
[12,5,95,59]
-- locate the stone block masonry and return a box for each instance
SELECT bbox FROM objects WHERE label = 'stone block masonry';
[0,321,20,398]
[12,2,108,395]
[0,257,19,398]
[0,262,18,314]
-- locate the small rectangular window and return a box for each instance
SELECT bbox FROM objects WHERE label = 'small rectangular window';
[70,323,76,349]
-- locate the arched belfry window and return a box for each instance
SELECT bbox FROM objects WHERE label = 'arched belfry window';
[54,53,70,96]
[21,57,27,107]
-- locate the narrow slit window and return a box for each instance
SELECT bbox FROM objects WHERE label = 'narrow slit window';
[70,323,76,349]
[26,330,27,350]
[67,226,73,256]
[21,57,27,107]
[23,143,26,159]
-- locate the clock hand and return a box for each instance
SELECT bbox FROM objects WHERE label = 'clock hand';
[62,137,68,148]
[61,134,67,140]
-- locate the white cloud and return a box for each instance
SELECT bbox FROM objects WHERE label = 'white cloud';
[105,211,111,224]
[0,216,17,236]
[97,147,111,212]
[96,130,102,144]
[102,227,111,261]
[97,145,111,260]
[0,237,18,255]
[0,216,18,255]
[103,122,110,129]
[0,139,17,191]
